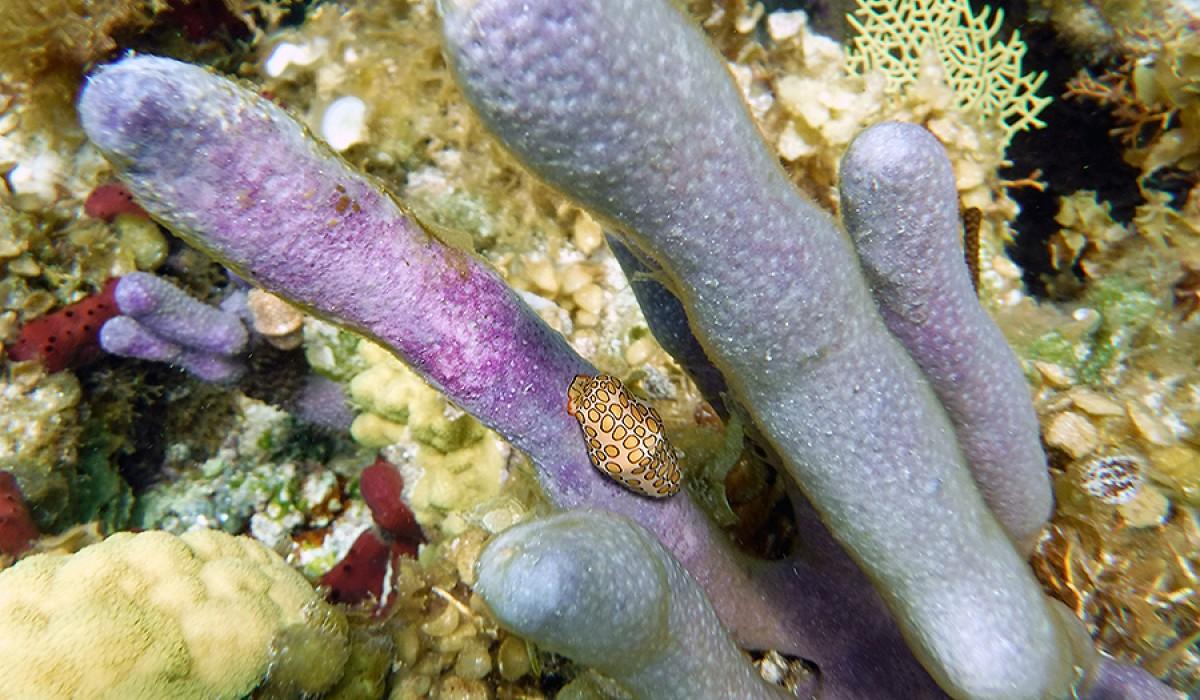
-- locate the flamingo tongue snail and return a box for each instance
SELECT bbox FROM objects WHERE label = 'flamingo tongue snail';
[567,374,682,498]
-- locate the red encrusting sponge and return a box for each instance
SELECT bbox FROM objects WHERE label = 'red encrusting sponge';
[84,183,149,222]
[320,529,393,606]
[6,278,122,372]
[320,457,425,609]
[0,471,39,557]
[360,455,422,542]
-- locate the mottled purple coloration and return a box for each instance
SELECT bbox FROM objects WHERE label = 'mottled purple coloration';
[76,55,794,663]
[440,1,1085,698]
[80,57,588,494]
[839,123,1052,551]
[100,273,248,382]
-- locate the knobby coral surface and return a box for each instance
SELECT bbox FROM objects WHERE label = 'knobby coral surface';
[67,1,1192,699]
[0,528,349,699]
[441,0,1077,697]
[476,510,794,699]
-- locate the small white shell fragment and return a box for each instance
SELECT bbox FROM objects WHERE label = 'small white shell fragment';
[246,289,304,350]
[1068,388,1124,417]
[1126,402,1173,446]
[1033,360,1073,389]
[766,10,808,41]
[572,213,603,254]
[1118,485,1169,528]
[778,122,815,161]
[9,151,66,206]
[264,39,328,77]
[321,96,368,152]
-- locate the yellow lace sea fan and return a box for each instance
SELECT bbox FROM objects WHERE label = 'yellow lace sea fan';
[845,0,1051,144]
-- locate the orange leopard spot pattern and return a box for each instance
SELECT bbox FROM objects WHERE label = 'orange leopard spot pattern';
[567,374,681,498]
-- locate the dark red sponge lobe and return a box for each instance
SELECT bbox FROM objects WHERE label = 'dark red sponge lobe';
[7,278,121,372]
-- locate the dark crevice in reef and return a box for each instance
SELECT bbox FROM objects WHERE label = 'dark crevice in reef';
[768,0,858,41]
[776,0,1147,300]
[986,0,1143,299]
[77,360,168,495]
[116,366,174,493]
[118,0,322,77]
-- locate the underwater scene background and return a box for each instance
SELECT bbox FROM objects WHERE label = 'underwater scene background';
[0,0,1198,698]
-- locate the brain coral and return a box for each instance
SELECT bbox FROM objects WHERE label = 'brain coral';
[0,528,349,699]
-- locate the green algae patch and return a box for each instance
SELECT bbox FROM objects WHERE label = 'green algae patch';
[1027,276,1160,386]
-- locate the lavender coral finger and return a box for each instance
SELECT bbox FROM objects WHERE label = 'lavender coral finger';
[77,55,800,659]
[284,375,356,432]
[476,510,793,700]
[114,272,248,356]
[99,315,244,382]
[838,122,1052,550]
[101,270,249,382]
[99,316,178,363]
[173,350,245,383]
[78,55,590,496]
[608,227,945,697]
[1079,658,1185,700]
[441,2,1082,698]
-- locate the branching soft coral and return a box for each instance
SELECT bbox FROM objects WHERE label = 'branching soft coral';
[76,5,1186,694]
[1065,33,1200,185]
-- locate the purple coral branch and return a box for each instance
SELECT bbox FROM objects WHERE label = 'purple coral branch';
[99,271,354,428]
[476,509,795,700]
[76,54,804,666]
[76,55,950,698]
[607,233,952,697]
[100,272,247,382]
[439,1,1078,697]
[839,122,1052,551]
[113,271,248,356]
[437,1,1181,699]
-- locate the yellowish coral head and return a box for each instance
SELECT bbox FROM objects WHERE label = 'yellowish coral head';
[0,529,348,700]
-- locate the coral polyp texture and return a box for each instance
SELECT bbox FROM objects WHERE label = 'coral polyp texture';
[441,0,1079,696]
[63,1,1194,698]
[838,121,1051,550]
[0,529,349,699]
[476,510,792,699]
